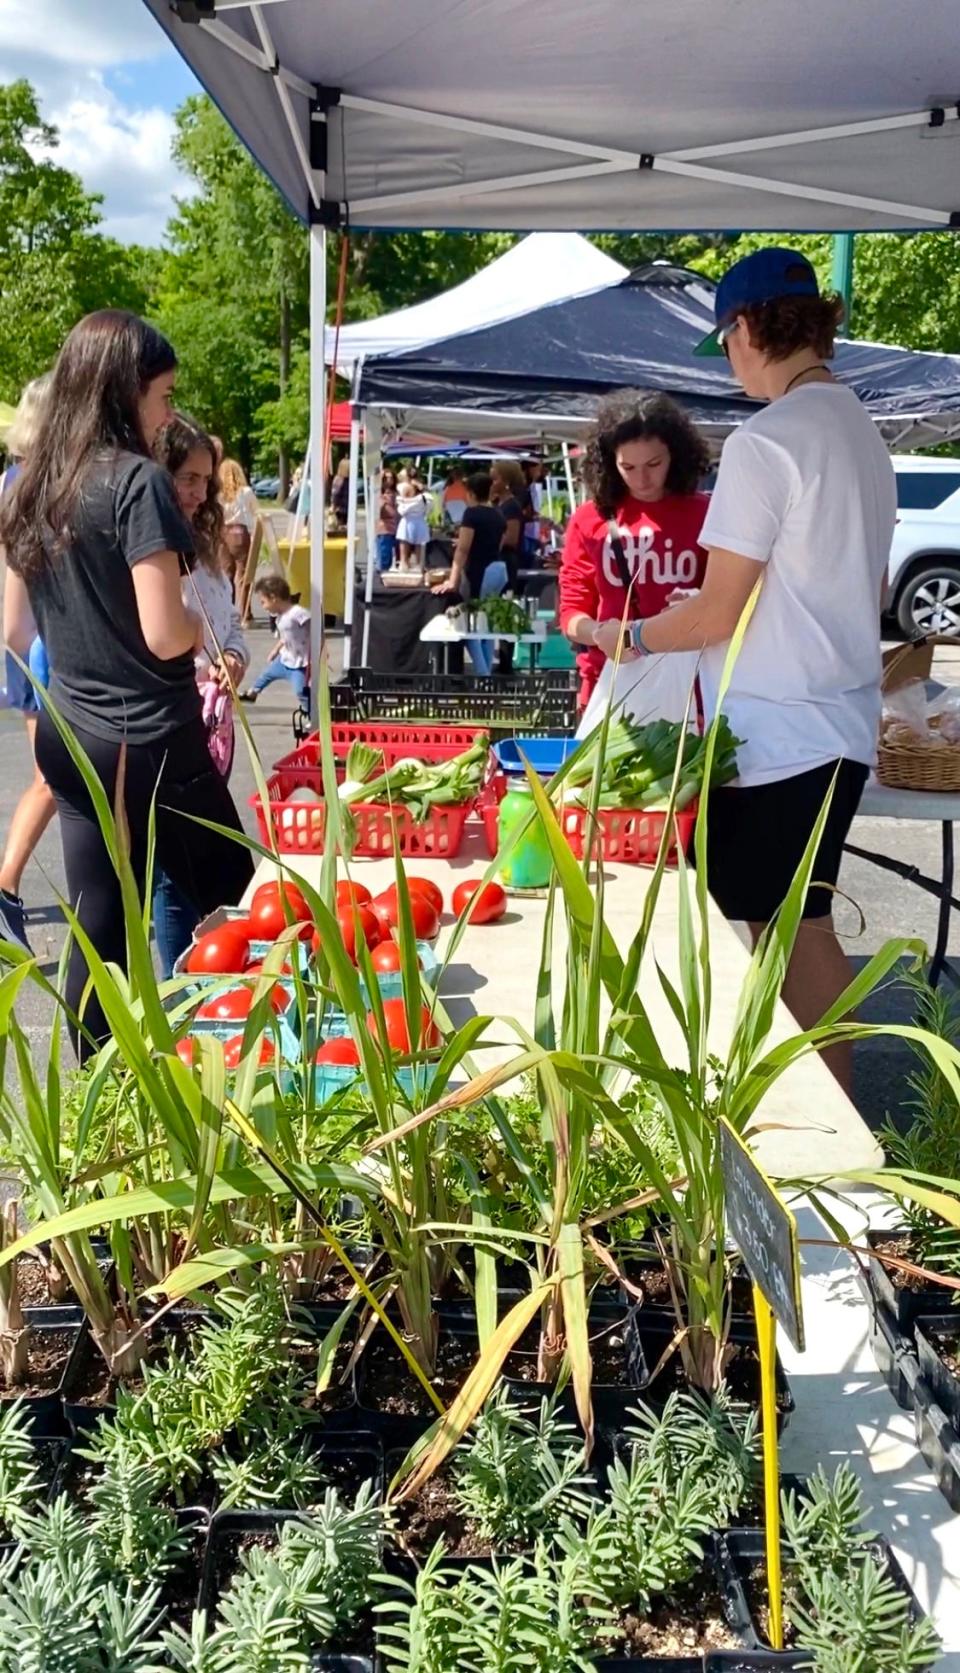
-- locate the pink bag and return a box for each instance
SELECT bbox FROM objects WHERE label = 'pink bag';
[199,678,235,779]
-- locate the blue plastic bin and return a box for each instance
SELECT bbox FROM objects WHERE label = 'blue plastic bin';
[494,736,579,777]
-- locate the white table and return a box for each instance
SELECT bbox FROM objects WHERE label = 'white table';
[244,826,882,1181]
[419,621,548,676]
[849,779,960,986]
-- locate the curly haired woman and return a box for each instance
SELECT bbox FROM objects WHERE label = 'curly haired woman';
[559,390,710,730]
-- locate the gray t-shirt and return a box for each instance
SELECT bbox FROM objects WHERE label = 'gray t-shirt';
[25,451,200,744]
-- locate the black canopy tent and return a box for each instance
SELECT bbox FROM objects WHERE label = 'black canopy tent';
[358,264,960,452]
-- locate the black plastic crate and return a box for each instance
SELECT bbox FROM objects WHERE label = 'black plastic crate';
[328,670,576,739]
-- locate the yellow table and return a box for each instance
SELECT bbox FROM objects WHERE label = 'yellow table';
[275,537,347,618]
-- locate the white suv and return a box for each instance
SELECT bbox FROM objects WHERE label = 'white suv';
[888,456,960,636]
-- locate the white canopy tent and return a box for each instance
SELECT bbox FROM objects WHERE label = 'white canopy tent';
[324,234,627,374]
[143,0,960,692]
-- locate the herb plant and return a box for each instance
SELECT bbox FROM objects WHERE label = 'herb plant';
[879,974,960,1277]
[451,1390,594,1548]
[0,1534,165,1672]
[0,1398,42,1540]
[162,1484,386,1671]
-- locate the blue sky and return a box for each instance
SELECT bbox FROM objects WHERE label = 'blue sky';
[0,0,204,245]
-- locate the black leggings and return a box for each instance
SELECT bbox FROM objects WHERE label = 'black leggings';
[35,710,254,1055]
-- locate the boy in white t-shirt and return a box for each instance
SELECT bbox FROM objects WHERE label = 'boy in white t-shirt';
[593,247,896,1093]
[240,575,311,704]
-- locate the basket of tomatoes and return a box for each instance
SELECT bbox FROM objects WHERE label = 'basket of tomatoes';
[312,997,443,1102]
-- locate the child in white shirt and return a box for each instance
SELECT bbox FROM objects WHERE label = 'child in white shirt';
[240,575,311,704]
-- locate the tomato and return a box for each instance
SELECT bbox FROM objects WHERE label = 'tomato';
[404,877,444,917]
[336,880,373,909]
[246,959,293,978]
[185,924,251,976]
[370,940,402,973]
[196,984,287,1022]
[452,880,507,924]
[337,904,381,962]
[372,889,440,943]
[366,998,441,1054]
[248,885,314,943]
[370,899,395,939]
[315,1036,361,1066]
[175,1037,197,1066]
[223,1034,276,1070]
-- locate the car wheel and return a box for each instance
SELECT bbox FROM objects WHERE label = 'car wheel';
[896,563,960,638]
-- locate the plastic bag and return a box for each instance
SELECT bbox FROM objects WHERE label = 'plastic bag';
[934,686,960,744]
[881,678,930,744]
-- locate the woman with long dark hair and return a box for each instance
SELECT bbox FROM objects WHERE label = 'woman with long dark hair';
[1,310,253,1051]
[559,389,710,729]
[150,412,250,976]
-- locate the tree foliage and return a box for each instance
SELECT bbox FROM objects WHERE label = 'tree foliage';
[0,79,148,401]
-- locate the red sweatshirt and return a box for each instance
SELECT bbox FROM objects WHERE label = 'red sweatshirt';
[559,493,710,706]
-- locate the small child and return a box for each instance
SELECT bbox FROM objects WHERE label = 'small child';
[240,575,310,704]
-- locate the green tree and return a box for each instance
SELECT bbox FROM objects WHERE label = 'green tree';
[0,79,149,402]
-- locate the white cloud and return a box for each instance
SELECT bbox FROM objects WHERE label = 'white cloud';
[0,0,196,244]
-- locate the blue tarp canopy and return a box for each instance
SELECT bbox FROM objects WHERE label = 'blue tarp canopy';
[358,264,960,450]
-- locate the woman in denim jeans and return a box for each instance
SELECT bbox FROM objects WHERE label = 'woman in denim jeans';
[430,471,506,676]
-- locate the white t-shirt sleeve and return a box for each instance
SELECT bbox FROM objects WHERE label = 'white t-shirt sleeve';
[700,427,795,565]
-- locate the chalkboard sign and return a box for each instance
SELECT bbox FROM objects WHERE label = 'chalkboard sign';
[719,1117,805,1352]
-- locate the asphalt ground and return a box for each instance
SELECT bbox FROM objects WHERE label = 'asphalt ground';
[2,623,959,1143]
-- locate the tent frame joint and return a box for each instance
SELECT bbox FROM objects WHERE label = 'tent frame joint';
[310,197,344,229]
[639,153,655,169]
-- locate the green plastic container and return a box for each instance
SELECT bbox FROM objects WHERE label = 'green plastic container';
[497,782,553,889]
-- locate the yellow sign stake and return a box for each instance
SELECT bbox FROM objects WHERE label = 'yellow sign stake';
[753,1284,783,1651]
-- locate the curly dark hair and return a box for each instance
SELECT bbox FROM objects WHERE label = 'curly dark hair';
[582,389,710,516]
[153,413,223,573]
[736,293,844,363]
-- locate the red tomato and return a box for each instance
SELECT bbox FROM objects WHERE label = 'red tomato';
[372,889,440,943]
[248,887,314,942]
[196,984,286,1022]
[246,959,293,978]
[366,998,441,1054]
[336,880,373,909]
[370,899,395,939]
[404,877,444,917]
[452,880,507,924]
[175,1037,197,1066]
[223,1034,276,1070]
[337,904,381,962]
[185,925,251,976]
[370,940,402,973]
[315,1036,361,1066]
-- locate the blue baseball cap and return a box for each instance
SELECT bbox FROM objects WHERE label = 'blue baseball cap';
[694,247,820,357]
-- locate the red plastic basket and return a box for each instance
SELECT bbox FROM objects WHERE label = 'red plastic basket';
[560,803,697,866]
[477,778,695,867]
[252,773,471,858]
[274,733,489,785]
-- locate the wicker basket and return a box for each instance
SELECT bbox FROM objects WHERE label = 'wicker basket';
[876,717,960,792]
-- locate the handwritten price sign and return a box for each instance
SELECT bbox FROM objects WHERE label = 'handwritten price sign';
[719,1117,805,1353]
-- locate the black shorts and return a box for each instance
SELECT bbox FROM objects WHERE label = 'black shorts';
[706,758,868,925]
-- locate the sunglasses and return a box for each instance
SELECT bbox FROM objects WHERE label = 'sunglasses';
[717,317,741,359]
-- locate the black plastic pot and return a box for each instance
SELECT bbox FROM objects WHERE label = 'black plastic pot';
[592,1533,747,1667]
[199,1507,380,1660]
[0,1304,83,1436]
[915,1312,960,1432]
[911,1363,960,1513]
[866,1292,919,1411]
[594,1660,702,1671]
[501,1305,650,1432]
[861,1228,958,1334]
[721,1526,931,1663]
[633,1315,794,1435]
[60,1306,204,1435]
[704,1656,805,1671]
[354,1315,479,1450]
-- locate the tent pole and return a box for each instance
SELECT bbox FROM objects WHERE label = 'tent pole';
[309,223,327,722]
[561,442,576,519]
[342,407,362,671]
[832,234,855,326]
[361,411,383,668]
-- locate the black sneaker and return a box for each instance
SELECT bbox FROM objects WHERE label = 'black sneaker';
[0,890,32,953]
